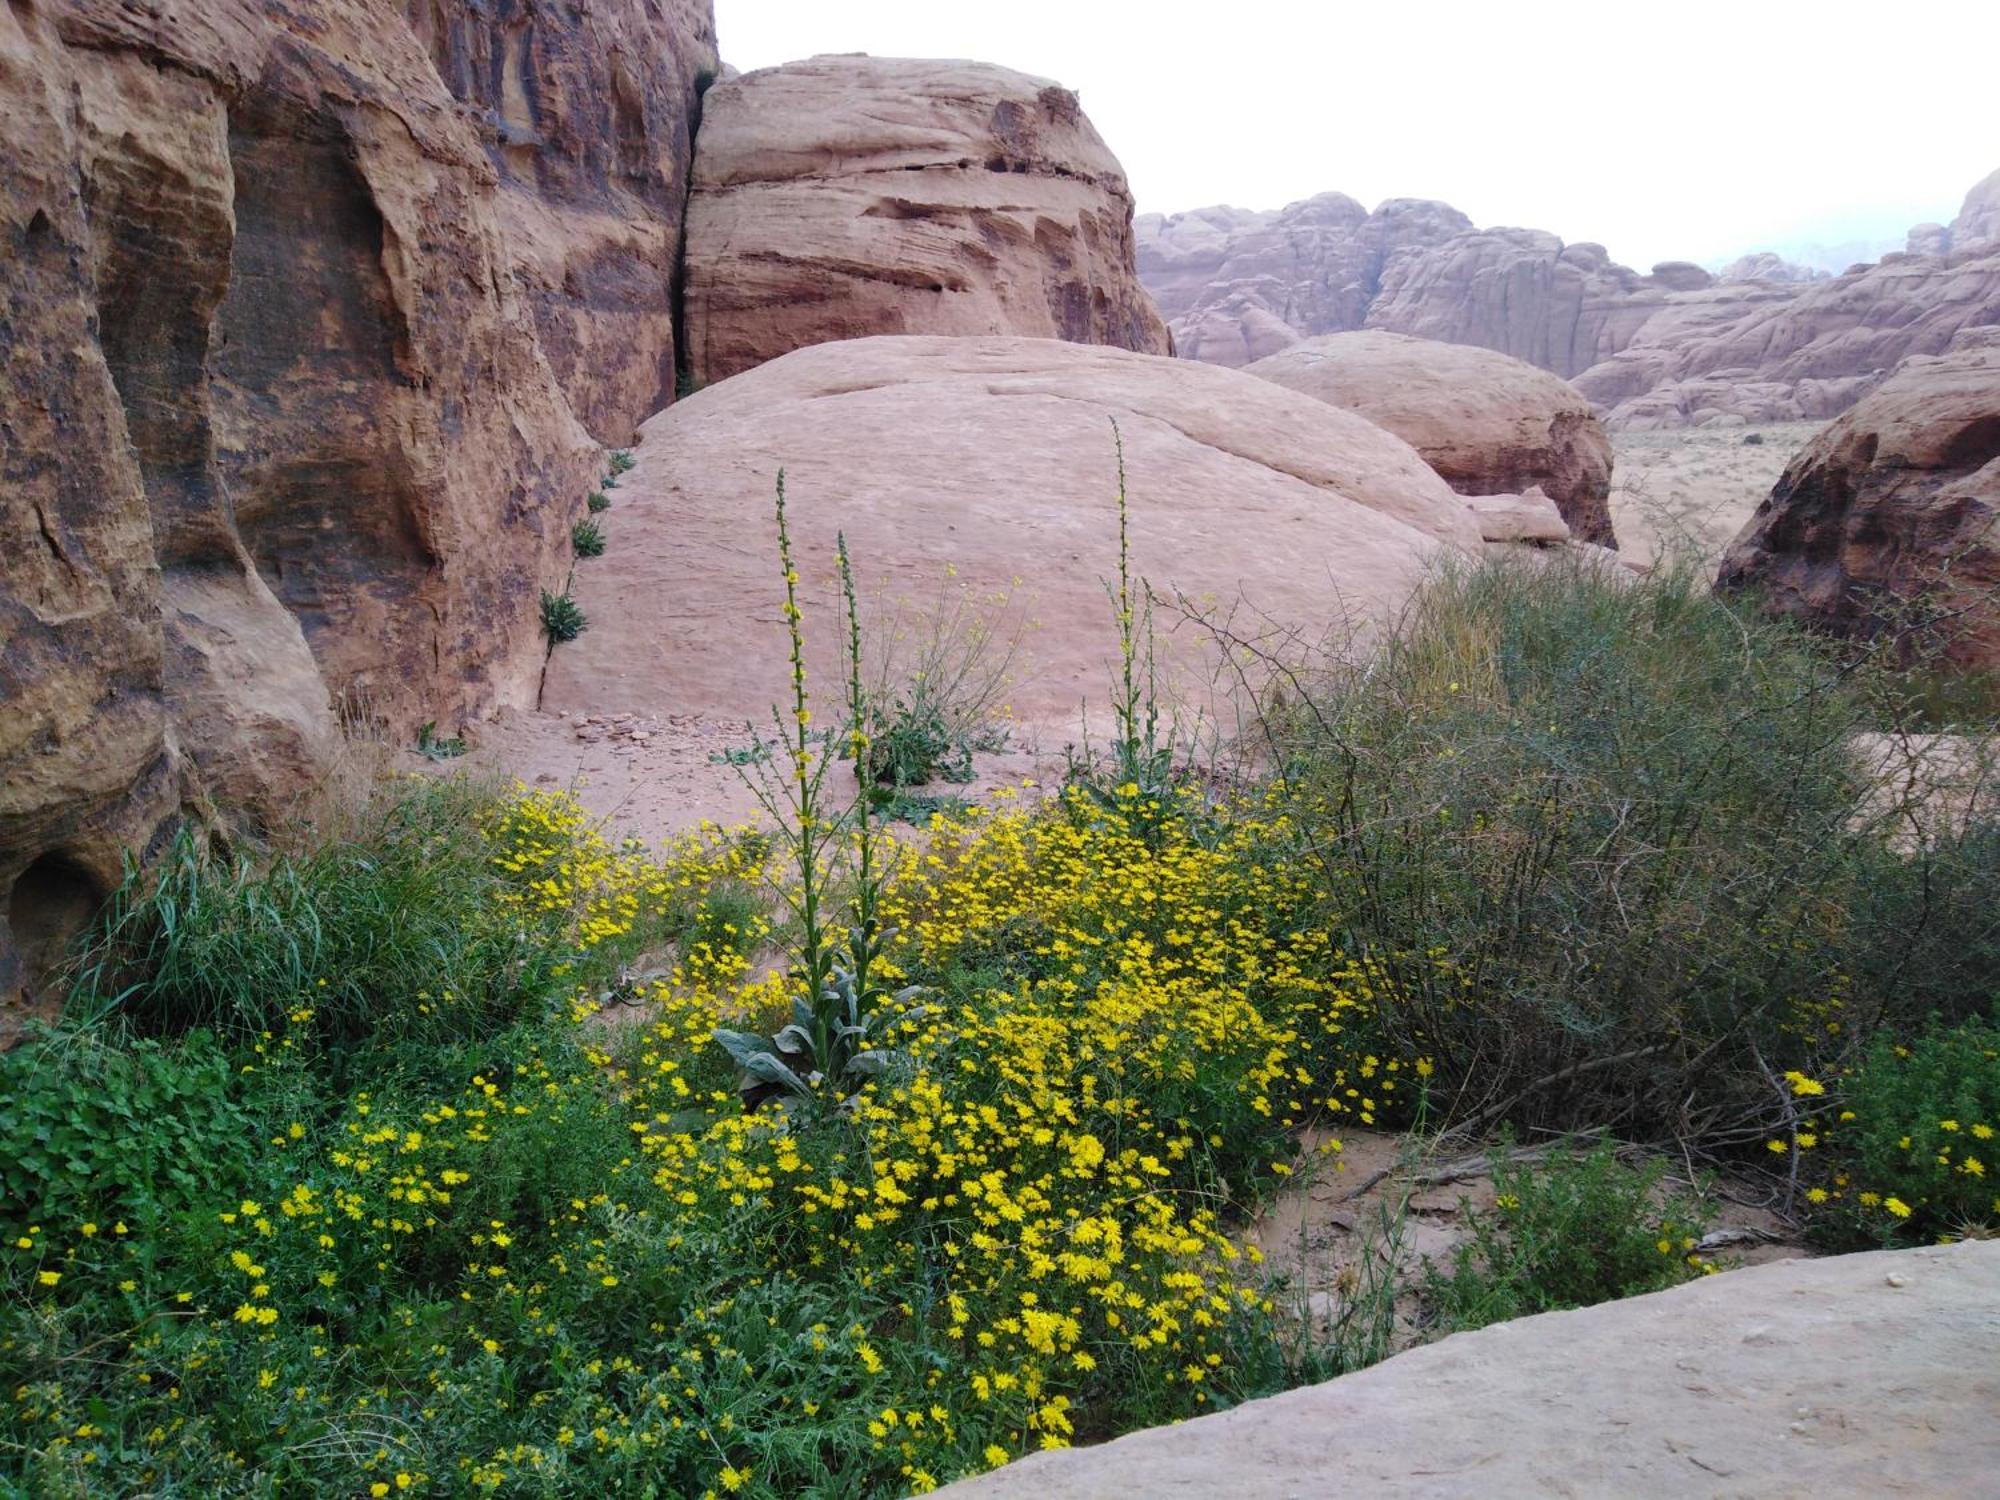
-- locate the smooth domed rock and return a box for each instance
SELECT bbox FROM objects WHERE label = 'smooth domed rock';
[542,336,1481,728]
[680,56,1168,386]
[936,1241,2000,1499]
[1717,329,2000,668]
[1650,260,1715,292]
[1245,332,1617,546]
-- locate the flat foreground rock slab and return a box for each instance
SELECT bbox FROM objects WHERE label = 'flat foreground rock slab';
[939,1241,2000,1498]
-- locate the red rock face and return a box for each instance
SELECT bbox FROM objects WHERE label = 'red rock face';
[681,57,1169,386]
[1716,329,2000,668]
[0,0,714,1017]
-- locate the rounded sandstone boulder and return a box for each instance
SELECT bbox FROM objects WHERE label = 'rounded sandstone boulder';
[1245,331,1618,546]
[541,336,1481,729]
[1717,328,2000,668]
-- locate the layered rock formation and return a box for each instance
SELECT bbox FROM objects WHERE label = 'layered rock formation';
[542,336,1480,727]
[680,57,1169,386]
[1716,328,2000,669]
[0,0,715,1013]
[1576,239,2000,429]
[1136,194,1474,368]
[408,0,720,439]
[1244,332,1616,545]
[1142,168,2000,431]
[937,1241,2000,1499]
[1136,197,1727,377]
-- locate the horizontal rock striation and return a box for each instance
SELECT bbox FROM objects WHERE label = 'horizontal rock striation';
[0,0,714,1016]
[682,56,1169,386]
[1142,168,2000,431]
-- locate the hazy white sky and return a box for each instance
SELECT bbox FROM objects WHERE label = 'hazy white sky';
[710,0,1997,270]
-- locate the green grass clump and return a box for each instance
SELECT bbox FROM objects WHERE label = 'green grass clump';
[607,450,636,475]
[586,490,610,513]
[571,518,606,558]
[1422,1135,1715,1333]
[414,720,467,760]
[64,780,577,1058]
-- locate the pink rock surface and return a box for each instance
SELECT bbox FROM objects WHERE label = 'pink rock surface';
[940,1241,2000,1499]
[1245,332,1617,546]
[543,336,1480,731]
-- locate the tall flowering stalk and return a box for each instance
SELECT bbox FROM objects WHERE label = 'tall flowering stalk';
[1078,421,1173,832]
[716,477,918,1113]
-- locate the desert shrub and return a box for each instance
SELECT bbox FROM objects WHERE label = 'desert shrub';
[1422,1134,1715,1333]
[1796,1015,2000,1244]
[541,588,587,642]
[1253,552,2000,1147]
[863,685,976,787]
[854,562,1022,790]
[586,489,610,513]
[413,719,467,761]
[570,518,606,557]
[606,449,636,475]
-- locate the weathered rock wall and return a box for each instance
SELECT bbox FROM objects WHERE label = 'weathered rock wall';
[1142,168,2000,430]
[0,0,714,1016]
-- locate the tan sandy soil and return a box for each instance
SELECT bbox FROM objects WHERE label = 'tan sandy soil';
[1609,423,1816,569]
[433,705,1067,843]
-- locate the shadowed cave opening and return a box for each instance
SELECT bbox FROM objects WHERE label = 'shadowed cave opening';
[6,852,103,1003]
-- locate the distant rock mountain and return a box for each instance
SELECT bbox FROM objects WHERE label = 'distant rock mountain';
[1718,253,1830,285]
[1139,170,2000,429]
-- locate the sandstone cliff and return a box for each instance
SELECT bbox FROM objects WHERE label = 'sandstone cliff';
[682,56,1169,386]
[0,0,715,1013]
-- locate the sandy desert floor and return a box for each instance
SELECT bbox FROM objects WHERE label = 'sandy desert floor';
[1608,422,1816,569]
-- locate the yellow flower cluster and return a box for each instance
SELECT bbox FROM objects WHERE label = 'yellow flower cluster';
[6,785,1417,1496]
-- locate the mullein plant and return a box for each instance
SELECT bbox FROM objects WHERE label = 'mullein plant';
[1069,420,1180,838]
[715,473,922,1112]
